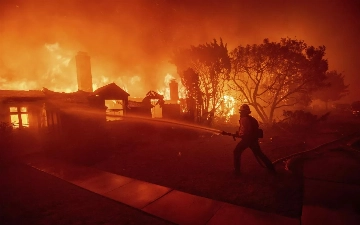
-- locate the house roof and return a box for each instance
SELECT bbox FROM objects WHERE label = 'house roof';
[40,88,105,116]
[42,88,90,103]
[92,82,130,99]
[0,90,45,99]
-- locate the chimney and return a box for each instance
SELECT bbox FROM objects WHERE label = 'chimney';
[169,79,179,102]
[75,51,93,92]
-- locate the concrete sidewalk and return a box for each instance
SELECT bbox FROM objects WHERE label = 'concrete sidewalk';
[23,156,299,225]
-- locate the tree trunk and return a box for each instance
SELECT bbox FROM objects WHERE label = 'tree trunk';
[268,106,275,125]
[253,104,269,124]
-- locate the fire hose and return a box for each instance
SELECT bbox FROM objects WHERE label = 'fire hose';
[221,131,240,141]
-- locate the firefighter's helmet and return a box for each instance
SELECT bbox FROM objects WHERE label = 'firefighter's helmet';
[239,104,251,113]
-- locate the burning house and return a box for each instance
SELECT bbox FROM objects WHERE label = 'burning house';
[0,51,186,132]
[0,51,131,131]
[0,85,131,132]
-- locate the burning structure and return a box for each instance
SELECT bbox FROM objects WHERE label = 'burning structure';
[91,82,130,120]
[0,50,129,129]
[0,51,186,132]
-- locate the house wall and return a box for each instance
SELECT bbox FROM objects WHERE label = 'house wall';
[0,100,61,131]
[162,104,181,120]
[127,107,152,117]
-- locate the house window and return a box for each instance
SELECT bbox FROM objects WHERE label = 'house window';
[9,106,29,128]
[105,100,124,121]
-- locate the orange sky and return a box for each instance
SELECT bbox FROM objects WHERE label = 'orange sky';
[0,0,359,101]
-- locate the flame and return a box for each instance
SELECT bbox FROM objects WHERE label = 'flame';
[0,79,38,91]
[92,75,111,91]
[178,84,186,99]
[157,73,186,101]
[130,76,141,85]
[157,73,175,100]
[43,43,133,94]
[221,95,236,121]
[1,41,174,98]
[43,42,77,92]
[155,73,237,122]
[0,42,77,92]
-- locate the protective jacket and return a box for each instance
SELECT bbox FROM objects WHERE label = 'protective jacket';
[238,115,259,140]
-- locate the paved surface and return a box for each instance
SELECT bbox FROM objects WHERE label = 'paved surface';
[23,156,299,225]
[300,148,360,225]
[16,148,360,225]
[302,180,360,225]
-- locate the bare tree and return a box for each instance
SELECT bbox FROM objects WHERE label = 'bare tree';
[229,38,328,124]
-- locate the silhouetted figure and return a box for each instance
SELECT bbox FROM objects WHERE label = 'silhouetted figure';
[226,104,275,175]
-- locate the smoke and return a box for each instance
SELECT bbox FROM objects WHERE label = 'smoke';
[1,0,359,100]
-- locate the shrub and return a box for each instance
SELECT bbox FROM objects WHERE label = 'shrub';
[275,110,330,132]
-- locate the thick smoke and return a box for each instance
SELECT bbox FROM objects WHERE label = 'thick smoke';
[0,0,359,100]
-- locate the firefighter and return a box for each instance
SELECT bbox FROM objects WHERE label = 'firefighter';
[230,104,276,175]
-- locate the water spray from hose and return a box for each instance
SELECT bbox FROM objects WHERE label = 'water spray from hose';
[121,115,223,134]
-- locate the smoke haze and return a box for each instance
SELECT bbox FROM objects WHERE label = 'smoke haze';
[1,0,359,100]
